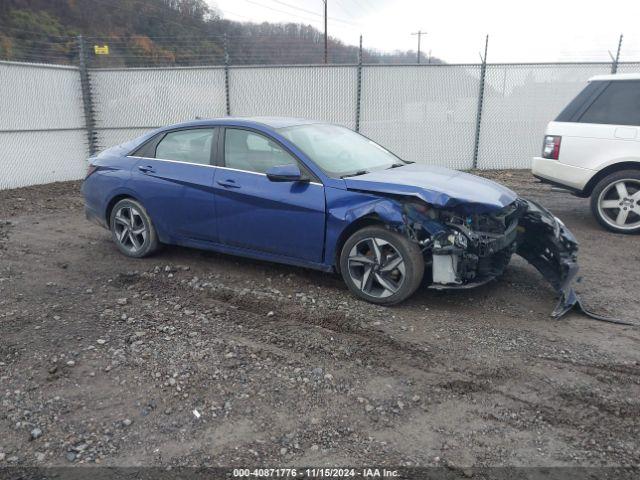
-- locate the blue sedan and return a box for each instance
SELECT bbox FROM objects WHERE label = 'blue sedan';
[82,117,582,315]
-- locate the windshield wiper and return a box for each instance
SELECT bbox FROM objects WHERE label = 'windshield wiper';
[387,163,405,169]
[340,170,369,178]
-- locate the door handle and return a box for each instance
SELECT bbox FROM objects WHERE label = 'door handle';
[217,179,240,189]
[614,127,637,140]
[138,165,155,174]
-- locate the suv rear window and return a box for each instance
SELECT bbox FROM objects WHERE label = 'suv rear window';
[578,80,640,126]
[555,81,608,122]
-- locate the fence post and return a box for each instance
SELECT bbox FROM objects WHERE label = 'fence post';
[472,35,488,170]
[224,34,231,116]
[77,35,98,156]
[355,35,363,132]
[611,34,623,74]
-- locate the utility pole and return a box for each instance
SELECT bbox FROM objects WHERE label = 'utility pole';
[411,30,426,64]
[323,0,328,64]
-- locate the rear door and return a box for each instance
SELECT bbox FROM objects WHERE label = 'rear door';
[129,127,219,242]
[213,127,326,263]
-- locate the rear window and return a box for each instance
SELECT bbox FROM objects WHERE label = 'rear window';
[155,129,214,165]
[578,80,640,126]
[555,81,608,122]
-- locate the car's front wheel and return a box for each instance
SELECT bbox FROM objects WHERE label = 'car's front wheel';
[109,198,159,257]
[339,225,425,305]
[590,170,640,234]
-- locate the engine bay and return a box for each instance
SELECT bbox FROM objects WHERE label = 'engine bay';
[400,199,526,289]
[395,197,595,319]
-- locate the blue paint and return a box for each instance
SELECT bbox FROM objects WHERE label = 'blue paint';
[265,163,303,181]
[82,118,520,272]
[344,164,518,214]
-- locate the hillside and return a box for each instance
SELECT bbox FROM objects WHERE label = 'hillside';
[0,0,442,66]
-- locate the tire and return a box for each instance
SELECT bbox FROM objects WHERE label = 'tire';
[109,198,159,258]
[590,169,640,234]
[339,225,425,305]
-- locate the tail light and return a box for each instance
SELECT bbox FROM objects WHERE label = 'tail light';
[542,135,561,160]
[85,164,99,178]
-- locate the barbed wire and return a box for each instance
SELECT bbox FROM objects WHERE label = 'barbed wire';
[3,31,640,67]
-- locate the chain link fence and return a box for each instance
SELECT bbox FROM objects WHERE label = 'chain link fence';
[359,64,481,169]
[477,63,618,169]
[91,66,227,150]
[2,59,639,189]
[0,61,88,190]
[229,65,358,129]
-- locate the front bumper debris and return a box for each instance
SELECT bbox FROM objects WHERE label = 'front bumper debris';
[516,199,628,323]
[515,199,579,318]
[380,195,628,323]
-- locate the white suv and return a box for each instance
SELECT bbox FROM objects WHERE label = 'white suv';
[532,73,640,233]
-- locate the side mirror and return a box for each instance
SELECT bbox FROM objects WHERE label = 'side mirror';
[266,164,306,182]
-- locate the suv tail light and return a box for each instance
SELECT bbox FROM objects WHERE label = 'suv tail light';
[85,164,99,178]
[542,135,561,160]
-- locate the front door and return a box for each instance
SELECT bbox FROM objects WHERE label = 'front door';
[213,127,325,263]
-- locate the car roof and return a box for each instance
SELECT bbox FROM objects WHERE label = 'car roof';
[162,116,324,130]
[589,73,640,82]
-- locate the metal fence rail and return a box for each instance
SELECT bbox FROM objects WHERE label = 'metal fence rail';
[2,59,639,190]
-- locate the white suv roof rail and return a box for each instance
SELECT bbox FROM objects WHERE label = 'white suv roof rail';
[589,73,640,82]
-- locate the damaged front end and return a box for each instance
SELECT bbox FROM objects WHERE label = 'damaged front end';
[400,197,585,318]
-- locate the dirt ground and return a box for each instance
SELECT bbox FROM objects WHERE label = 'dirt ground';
[0,170,639,471]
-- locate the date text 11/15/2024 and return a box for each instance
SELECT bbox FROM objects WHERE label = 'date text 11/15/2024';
[232,468,399,478]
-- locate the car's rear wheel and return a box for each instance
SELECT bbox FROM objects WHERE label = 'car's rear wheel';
[590,170,640,234]
[109,198,159,257]
[339,225,424,305]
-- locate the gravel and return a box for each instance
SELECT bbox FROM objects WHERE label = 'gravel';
[0,172,639,468]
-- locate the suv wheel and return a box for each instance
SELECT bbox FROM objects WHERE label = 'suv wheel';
[339,225,425,305]
[590,170,640,234]
[109,198,159,257]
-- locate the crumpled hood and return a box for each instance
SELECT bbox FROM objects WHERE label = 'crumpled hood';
[344,164,518,213]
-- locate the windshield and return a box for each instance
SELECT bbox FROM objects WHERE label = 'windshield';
[278,124,405,178]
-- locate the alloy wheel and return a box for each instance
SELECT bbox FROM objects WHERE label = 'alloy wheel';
[597,179,640,231]
[347,237,406,298]
[113,205,148,253]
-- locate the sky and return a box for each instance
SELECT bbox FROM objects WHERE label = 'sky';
[209,0,640,63]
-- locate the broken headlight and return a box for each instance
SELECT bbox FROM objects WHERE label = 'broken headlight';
[434,230,469,250]
[452,231,468,249]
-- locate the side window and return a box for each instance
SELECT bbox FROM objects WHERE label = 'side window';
[224,129,297,174]
[579,81,640,126]
[155,129,214,165]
